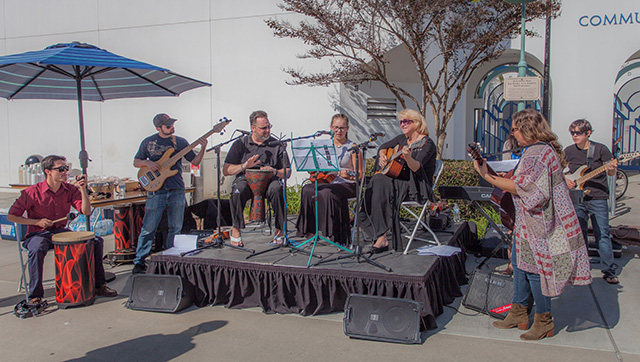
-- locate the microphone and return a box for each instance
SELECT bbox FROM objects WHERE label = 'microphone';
[371,132,385,138]
[236,129,250,135]
[315,130,332,136]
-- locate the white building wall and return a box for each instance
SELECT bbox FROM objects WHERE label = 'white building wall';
[0,0,335,186]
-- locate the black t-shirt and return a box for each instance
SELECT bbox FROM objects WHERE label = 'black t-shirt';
[224,135,289,179]
[564,142,613,200]
[376,133,438,202]
[135,134,195,190]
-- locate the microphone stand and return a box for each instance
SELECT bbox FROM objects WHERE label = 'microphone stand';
[247,132,322,260]
[313,135,392,272]
[181,132,255,256]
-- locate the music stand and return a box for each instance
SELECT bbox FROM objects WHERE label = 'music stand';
[313,136,392,272]
[291,137,353,267]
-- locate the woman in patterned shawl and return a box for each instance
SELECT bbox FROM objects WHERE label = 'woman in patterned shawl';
[473,109,591,341]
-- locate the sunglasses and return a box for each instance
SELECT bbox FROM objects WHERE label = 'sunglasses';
[570,130,585,136]
[332,126,347,131]
[399,119,414,126]
[51,165,70,172]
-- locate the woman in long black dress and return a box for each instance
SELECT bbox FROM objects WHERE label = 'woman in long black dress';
[359,109,437,253]
[295,114,361,245]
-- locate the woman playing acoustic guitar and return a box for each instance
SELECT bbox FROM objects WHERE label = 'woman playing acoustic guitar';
[295,114,361,245]
[359,109,437,253]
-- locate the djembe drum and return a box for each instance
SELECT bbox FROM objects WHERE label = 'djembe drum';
[245,169,274,222]
[51,231,96,308]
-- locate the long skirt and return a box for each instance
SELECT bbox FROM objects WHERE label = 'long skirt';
[295,182,356,245]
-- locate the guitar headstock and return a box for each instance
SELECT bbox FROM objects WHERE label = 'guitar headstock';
[213,117,232,134]
[618,151,640,164]
[467,143,484,162]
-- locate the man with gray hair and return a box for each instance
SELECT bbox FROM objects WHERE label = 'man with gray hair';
[223,110,290,247]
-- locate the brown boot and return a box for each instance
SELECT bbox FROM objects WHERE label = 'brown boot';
[520,312,554,340]
[493,303,529,330]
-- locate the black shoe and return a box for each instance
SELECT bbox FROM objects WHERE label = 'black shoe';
[95,284,118,297]
[369,245,389,254]
[132,264,146,274]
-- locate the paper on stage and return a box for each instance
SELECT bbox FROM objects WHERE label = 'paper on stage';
[416,245,462,256]
[486,159,519,173]
[162,234,198,255]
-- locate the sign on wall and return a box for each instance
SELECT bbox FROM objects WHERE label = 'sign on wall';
[503,77,541,101]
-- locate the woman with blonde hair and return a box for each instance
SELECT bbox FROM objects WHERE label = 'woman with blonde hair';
[473,109,591,340]
[359,109,437,252]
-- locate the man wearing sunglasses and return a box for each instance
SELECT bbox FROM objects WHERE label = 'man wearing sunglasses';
[223,110,290,246]
[132,113,207,274]
[8,155,118,304]
[564,119,619,284]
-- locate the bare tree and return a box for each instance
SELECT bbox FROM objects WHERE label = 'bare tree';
[267,0,559,157]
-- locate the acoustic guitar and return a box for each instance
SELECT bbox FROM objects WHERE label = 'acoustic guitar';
[377,137,427,179]
[467,143,516,230]
[564,151,640,194]
[138,119,231,192]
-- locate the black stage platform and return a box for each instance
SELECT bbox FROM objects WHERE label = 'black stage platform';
[148,222,474,330]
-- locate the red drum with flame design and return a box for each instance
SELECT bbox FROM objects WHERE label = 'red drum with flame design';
[51,231,96,308]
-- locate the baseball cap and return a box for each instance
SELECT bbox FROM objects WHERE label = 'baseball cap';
[153,113,177,128]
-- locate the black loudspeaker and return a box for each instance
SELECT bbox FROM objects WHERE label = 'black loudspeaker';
[343,294,422,344]
[462,270,513,319]
[127,274,194,313]
[479,225,510,259]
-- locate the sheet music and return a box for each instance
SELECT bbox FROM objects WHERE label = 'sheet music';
[162,234,198,255]
[291,138,339,172]
[486,159,519,173]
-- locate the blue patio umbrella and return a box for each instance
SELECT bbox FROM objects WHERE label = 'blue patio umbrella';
[0,41,211,176]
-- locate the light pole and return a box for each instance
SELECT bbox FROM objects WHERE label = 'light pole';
[505,0,538,111]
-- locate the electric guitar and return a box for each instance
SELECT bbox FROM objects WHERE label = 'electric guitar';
[138,119,231,192]
[564,151,640,193]
[377,138,427,179]
[467,143,516,231]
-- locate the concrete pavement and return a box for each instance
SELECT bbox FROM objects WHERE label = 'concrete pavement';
[1,175,639,362]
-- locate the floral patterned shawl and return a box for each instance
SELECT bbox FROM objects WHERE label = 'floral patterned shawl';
[512,143,592,297]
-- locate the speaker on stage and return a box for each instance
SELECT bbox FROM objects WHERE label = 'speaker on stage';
[126,274,194,313]
[462,270,514,319]
[343,294,422,344]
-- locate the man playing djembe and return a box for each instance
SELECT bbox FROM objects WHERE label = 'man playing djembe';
[8,155,117,304]
[223,110,290,247]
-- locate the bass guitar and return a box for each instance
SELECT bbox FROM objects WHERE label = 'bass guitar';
[138,119,231,192]
[467,143,516,230]
[564,151,640,194]
[377,138,427,179]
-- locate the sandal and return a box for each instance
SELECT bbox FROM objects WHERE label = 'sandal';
[603,274,619,284]
[230,235,244,247]
[269,235,285,246]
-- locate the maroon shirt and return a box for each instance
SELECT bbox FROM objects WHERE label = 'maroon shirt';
[9,180,84,234]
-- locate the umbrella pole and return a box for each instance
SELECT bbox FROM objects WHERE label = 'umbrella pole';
[76,76,91,232]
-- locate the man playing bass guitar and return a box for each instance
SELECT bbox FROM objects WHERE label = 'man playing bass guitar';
[131,113,207,274]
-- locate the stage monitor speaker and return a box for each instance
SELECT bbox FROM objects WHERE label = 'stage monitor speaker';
[127,274,194,313]
[462,270,513,319]
[343,294,422,344]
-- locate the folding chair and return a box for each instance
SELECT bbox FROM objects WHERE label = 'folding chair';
[400,159,444,254]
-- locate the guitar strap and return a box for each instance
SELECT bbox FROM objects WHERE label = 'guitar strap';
[587,142,595,169]
[171,135,177,148]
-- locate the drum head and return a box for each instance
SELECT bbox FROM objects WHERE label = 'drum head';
[52,231,95,243]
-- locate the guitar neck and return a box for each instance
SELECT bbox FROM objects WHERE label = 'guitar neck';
[576,162,609,185]
[161,128,217,168]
